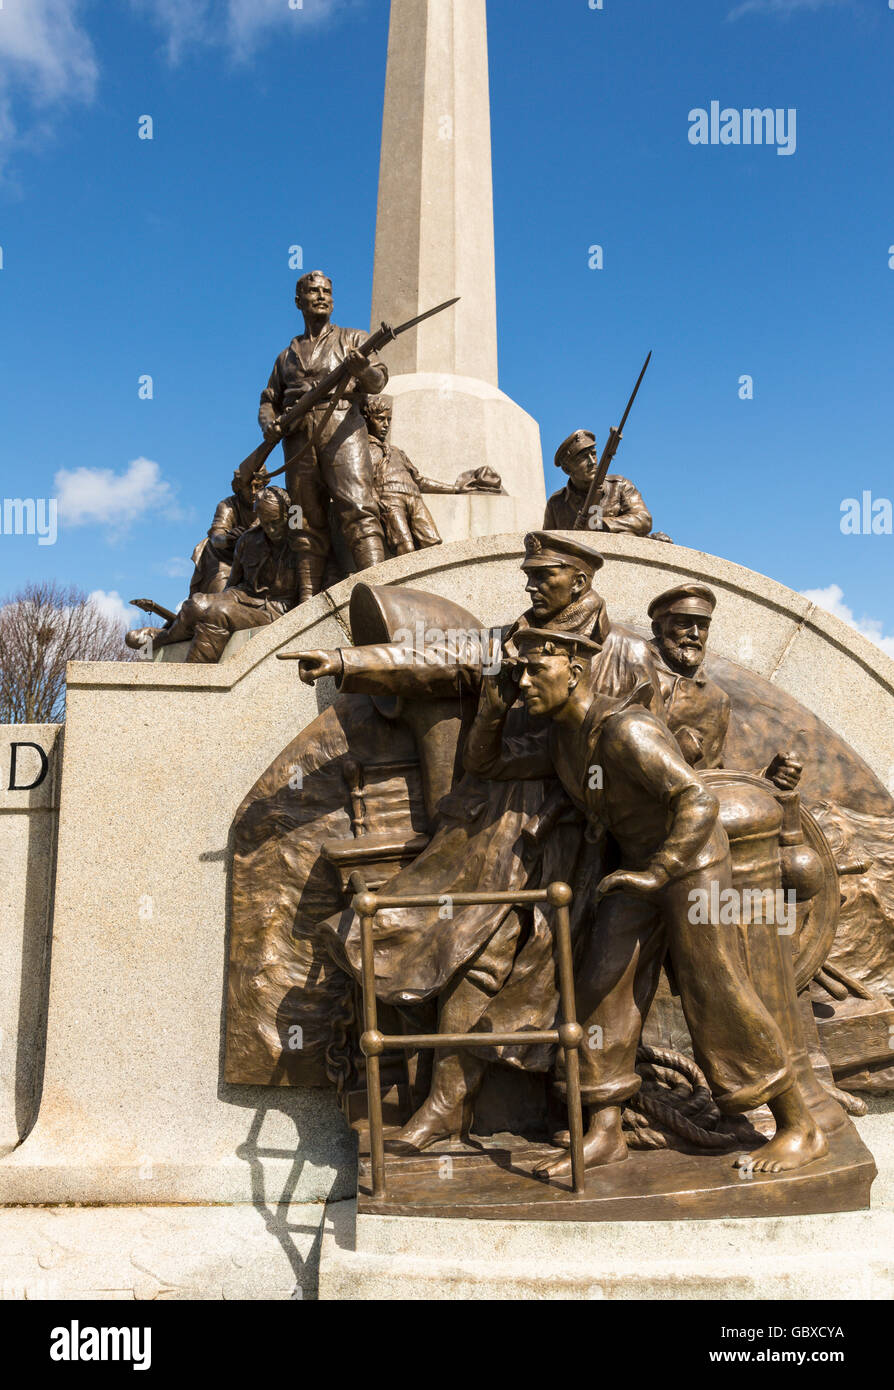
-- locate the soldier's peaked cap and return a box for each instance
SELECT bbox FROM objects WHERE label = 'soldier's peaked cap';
[647,584,717,621]
[521,531,604,574]
[515,627,603,659]
[555,429,596,471]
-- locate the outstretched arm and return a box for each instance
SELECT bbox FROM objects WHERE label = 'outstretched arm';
[207,499,241,562]
[416,475,464,494]
[280,640,483,699]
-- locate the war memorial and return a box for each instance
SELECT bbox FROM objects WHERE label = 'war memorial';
[1,0,892,1305]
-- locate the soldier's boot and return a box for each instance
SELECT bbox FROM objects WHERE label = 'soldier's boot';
[125,626,159,653]
[125,613,191,652]
[387,975,489,1154]
[350,534,387,571]
[185,621,232,664]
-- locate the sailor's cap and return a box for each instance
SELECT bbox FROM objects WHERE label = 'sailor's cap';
[514,627,603,660]
[521,531,604,574]
[647,584,717,621]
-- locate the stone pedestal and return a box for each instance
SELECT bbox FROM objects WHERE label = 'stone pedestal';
[0,1202,326,1300]
[319,1173,894,1300]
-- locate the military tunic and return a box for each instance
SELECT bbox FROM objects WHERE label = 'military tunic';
[189,493,258,596]
[259,324,388,565]
[465,685,793,1114]
[181,527,301,664]
[543,474,652,536]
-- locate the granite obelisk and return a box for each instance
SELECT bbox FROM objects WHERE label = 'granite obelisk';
[371,0,545,540]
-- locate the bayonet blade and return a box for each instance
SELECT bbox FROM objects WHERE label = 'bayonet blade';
[392,296,461,338]
[616,350,652,435]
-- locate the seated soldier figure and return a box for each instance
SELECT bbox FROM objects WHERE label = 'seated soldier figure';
[544,430,653,536]
[189,465,270,596]
[130,487,300,664]
[464,627,827,1179]
[127,466,271,651]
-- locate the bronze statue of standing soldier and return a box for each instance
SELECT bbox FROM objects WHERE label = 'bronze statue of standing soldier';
[259,271,390,597]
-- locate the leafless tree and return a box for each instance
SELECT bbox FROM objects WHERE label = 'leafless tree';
[0,581,137,723]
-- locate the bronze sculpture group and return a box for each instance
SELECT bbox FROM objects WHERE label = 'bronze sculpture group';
[119,267,886,1214]
[284,533,849,1194]
[126,274,664,663]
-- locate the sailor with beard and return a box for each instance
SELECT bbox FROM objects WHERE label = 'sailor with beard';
[647,585,730,770]
[647,585,802,791]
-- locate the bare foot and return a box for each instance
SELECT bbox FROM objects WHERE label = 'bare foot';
[535,1107,627,1180]
[735,1122,828,1174]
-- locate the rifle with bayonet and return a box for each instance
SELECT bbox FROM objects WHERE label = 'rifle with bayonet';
[573,351,652,531]
[236,297,461,488]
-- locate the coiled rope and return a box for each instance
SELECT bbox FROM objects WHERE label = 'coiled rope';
[623,1045,757,1150]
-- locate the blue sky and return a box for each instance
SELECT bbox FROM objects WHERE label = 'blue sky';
[1,0,893,650]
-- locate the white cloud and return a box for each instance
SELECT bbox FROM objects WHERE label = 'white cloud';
[131,0,349,61]
[0,0,97,101]
[159,556,193,579]
[0,0,98,176]
[801,584,894,661]
[728,0,851,19]
[0,0,352,176]
[87,589,138,630]
[54,457,180,536]
[226,0,342,48]
[128,0,212,64]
